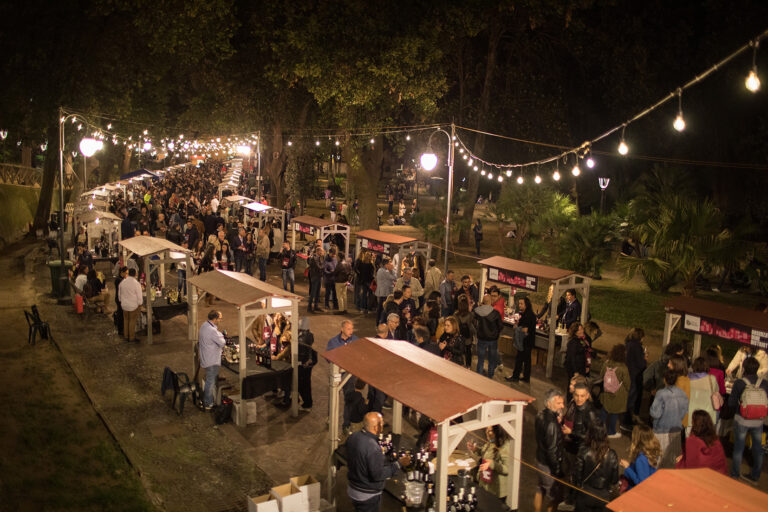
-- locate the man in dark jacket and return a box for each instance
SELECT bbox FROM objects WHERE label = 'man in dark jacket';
[622,328,647,431]
[560,289,581,328]
[561,381,600,510]
[346,412,410,511]
[278,241,297,293]
[535,389,565,512]
[323,248,339,311]
[473,294,503,378]
[307,247,325,313]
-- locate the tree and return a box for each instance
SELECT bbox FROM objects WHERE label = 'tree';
[559,212,618,278]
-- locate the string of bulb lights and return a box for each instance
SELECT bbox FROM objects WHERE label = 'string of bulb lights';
[449,28,767,184]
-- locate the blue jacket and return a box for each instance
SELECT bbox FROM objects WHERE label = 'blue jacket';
[623,452,656,489]
[327,333,359,351]
[650,385,688,433]
[346,430,399,494]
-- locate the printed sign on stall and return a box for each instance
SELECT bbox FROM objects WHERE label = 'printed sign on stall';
[683,313,757,346]
[488,266,538,291]
[294,223,314,235]
[361,238,389,254]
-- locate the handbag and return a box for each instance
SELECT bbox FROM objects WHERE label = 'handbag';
[369,280,377,293]
[303,267,309,277]
[710,375,724,411]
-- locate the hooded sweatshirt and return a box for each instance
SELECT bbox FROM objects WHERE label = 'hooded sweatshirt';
[474,304,503,341]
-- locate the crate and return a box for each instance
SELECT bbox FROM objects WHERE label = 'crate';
[290,475,321,512]
[248,494,279,512]
[270,483,308,512]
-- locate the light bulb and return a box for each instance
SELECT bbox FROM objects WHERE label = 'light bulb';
[517,176,524,185]
[473,166,478,171]
[107,123,112,130]
[462,154,468,160]
[454,141,459,147]
[746,69,761,92]
[315,140,320,146]
[534,175,542,184]
[480,170,486,176]
[673,113,686,132]
[370,138,375,144]
[459,148,464,153]
[405,135,411,141]
[335,140,340,146]
[420,152,437,171]
[143,141,152,152]
[506,170,512,177]
[571,165,581,177]
[497,175,503,182]
[287,141,293,146]
[618,140,629,155]
[467,158,473,166]
[586,157,595,168]
[553,171,561,181]
[487,173,493,180]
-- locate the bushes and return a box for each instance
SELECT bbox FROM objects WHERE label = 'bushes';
[559,212,618,278]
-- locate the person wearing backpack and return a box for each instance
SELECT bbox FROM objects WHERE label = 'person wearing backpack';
[599,344,630,439]
[727,356,768,485]
[473,294,503,378]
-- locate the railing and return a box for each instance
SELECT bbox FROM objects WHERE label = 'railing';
[0,163,76,188]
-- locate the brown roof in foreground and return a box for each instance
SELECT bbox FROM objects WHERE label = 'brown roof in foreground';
[665,295,768,331]
[322,338,534,422]
[188,269,301,307]
[292,215,347,229]
[355,229,417,245]
[118,235,190,257]
[478,256,575,281]
[607,468,765,512]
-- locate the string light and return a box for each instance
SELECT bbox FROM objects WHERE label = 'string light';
[480,170,486,176]
[517,175,524,185]
[571,156,581,176]
[506,170,512,177]
[618,126,629,155]
[369,138,375,144]
[335,140,340,146]
[586,151,596,168]
[287,141,293,146]
[0,130,7,140]
[315,140,320,146]
[406,135,411,141]
[746,40,761,92]
[497,175,503,182]
[553,170,561,181]
[673,88,686,132]
[534,174,542,184]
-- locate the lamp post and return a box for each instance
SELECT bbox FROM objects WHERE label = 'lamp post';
[419,123,455,273]
[598,177,610,214]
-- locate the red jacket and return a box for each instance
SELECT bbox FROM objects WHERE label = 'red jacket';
[675,435,727,474]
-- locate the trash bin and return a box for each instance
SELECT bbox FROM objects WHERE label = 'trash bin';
[48,260,73,298]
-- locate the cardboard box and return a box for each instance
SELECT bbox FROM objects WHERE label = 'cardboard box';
[270,483,308,512]
[290,475,321,512]
[233,398,258,425]
[248,494,279,512]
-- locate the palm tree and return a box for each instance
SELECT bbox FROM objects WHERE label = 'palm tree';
[559,212,618,279]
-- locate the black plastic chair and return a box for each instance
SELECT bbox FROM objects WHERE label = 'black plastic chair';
[24,308,50,345]
[161,367,198,416]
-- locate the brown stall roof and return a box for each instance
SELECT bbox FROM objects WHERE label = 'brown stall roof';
[292,215,346,228]
[222,194,252,204]
[118,235,190,257]
[355,229,417,245]
[188,269,301,307]
[244,201,274,212]
[478,256,575,281]
[607,468,764,512]
[665,296,768,331]
[76,210,121,224]
[322,338,534,422]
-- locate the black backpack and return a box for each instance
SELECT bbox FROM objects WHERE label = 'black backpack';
[213,396,234,424]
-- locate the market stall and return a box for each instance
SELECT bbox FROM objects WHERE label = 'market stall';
[290,215,350,258]
[73,210,121,257]
[662,295,768,358]
[607,468,764,512]
[478,256,591,378]
[242,201,286,231]
[118,236,193,345]
[354,229,432,271]
[323,338,534,511]
[187,269,302,421]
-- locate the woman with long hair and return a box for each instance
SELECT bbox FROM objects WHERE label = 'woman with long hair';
[453,294,475,369]
[565,322,593,401]
[600,344,631,438]
[467,425,510,500]
[619,424,660,490]
[675,410,727,474]
[574,423,619,511]
[438,316,466,366]
[623,328,647,430]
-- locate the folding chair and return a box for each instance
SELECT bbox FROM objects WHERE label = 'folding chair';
[24,308,51,345]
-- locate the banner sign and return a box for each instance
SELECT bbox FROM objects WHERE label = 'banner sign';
[294,223,314,235]
[360,238,390,254]
[683,313,768,349]
[487,266,538,292]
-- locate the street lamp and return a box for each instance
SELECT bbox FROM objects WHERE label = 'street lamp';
[598,177,610,213]
[420,123,455,273]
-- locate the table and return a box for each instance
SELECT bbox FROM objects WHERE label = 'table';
[149,301,188,320]
[221,357,292,400]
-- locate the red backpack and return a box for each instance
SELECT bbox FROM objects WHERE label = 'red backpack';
[739,377,768,420]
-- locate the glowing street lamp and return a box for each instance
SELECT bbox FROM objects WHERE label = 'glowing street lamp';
[420,124,456,273]
[420,152,438,171]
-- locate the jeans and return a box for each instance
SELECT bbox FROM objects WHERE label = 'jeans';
[601,409,620,435]
[203,365,220,407]
[235,253,246,272]
[325,282,338,309]
[309,277,322,309]
[476,339,499,377]
[731,422,764,480]
[281,268,295,292]
[177,269,187,296]
[351,492,381,512]
[258,257,267,281]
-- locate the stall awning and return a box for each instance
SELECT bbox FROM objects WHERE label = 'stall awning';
[222,194,251,204]
[665,296,768,347]
[356,229,417,245]
[76,210,121,224]
[118,235,190,257]
[188,269,300,307]
[244,201,274,212]
[81,188,109,197]
[323,338,534,422]
[292,215,343,228]
[120,168,159,180]
[479,256,574,281]
[607,468,764,512]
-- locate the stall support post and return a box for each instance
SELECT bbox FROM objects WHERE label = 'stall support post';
[190,284,199,371]
[237,306,247,426]
[662,312,680,349]
[392,400,402,434]
[508,405,523,510]
[580,278,590,326]
[144,256,153,345]
[290,300,299,418]
[343,227,350,260]
[355,238,361,261]
[479,267,488,295]
[185,253,193,305]
[327,363,342,505]
[159,251,166,288]
[291,222,296,251]
[693,333,702,358]
[435,420,450,512]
